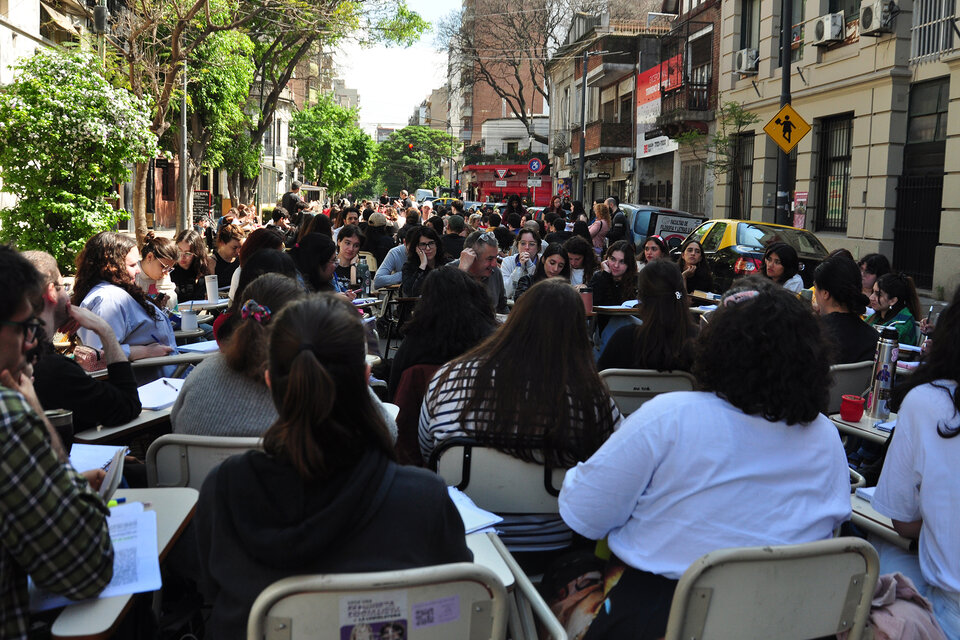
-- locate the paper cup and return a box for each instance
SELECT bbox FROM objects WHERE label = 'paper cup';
[204,275,219,302]
[181,309,198,331]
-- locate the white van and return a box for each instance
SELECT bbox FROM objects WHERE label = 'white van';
[415,188,435,203]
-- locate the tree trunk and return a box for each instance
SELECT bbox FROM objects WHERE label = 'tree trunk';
[132,162,150,245]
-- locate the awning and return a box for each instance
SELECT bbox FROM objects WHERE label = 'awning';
[40,2,80,34]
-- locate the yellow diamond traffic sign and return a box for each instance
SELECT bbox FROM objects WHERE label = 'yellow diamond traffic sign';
[763,103,811,154]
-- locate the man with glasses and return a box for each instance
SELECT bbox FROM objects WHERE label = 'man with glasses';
[0,245,114,638]
[23,251,142,433]
[453,231,508,313]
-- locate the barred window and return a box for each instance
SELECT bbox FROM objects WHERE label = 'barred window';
[814,115,853,232]
[910,0,956,64]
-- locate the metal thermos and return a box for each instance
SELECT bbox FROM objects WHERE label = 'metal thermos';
[357,257,371,297]
[865,326,899,420]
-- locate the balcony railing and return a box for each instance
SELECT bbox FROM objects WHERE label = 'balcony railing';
[570,121,632,154]
[660,83,712,114]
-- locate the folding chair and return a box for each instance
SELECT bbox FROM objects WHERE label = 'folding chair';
[145,433,261,489]
[599,368,697,416]
[827,360,874,415]
[246,563,508,640]
[664,537,879,640]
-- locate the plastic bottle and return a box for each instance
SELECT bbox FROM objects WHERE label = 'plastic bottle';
[357,257,371,297]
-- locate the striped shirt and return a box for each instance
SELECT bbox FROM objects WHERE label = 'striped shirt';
[0,387,114,638]
[419,359,621,551]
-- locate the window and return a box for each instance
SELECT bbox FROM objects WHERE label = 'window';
[701,222,727,252]
[505,141,519,155]
[619,93,632,124]
[814,115,853,232]
[907,77,949,143]
[740,0,760,50]
[729,133,754,219]
[829,0,859,21]
[680,162,706,213]
[911,0,955,63]
[778,0,806,66]
[689,30,712,110]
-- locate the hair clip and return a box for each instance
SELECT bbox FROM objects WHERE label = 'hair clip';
[723,290,760,307]
[675,291,683,300]
[241,299,271,323]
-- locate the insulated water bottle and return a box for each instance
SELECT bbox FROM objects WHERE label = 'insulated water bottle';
[865,326,898,420]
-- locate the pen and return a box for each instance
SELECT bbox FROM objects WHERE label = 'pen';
[150,333,161,343]
[162,379,178,391]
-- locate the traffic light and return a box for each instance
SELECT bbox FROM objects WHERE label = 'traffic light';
[407,143,414,150]
[455,179,461,197]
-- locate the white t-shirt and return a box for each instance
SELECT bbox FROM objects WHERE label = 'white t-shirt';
[783,273,804,293]
[559,391,851,579]
[873,381,960,593]
[570,268,584,286]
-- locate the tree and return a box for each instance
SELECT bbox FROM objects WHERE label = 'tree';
[290,95,375,195]
[373,126,460,194]
[0,50,158,270]
[676,101,761,216]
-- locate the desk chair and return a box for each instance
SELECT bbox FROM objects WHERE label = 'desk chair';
[246,563,508,640]
[664,537,878,640]
[146,433,261,489]
[599,369,697,416]
[827,360,874,415]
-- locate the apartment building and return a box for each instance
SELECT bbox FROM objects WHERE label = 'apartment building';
[718,0,958,293]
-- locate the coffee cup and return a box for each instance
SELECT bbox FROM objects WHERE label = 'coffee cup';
[204,275,219,302]
[840,395,865,422]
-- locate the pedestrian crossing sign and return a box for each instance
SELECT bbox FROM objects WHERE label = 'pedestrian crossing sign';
[764,103,810,154]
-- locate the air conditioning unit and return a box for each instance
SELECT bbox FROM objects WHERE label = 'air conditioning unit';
[564,151,572,165]
[735,48,759,74]
[812,12,845,45]
[860,0,893,35]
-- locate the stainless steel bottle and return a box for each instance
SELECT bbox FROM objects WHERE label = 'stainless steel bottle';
[865,326,899,420]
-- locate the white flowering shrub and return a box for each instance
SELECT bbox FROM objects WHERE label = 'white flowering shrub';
[0,50,159,269]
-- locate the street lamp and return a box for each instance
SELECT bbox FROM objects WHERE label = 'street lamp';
[577,49,608,204]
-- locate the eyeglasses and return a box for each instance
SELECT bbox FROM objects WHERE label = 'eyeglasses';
[54,281,72,293]
[417,242,436,249]
[159,259,177,274]
[181,251,195,259]
[1,317,44,341]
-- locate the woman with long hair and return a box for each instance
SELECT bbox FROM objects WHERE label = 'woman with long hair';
[333,224,365,293]
[226,227,285,302]
[638,235,668,270]
[597,260,697,371]
[677,237,713,293]
[420,279,621,551]
[872,285,960,639]
[214,250,300,344]
[72,232,176,380]
[514,243,569,299]
[570,200,587,222]
[214,223,244,287]
[858,252,891,298]
[400,226,446,297]
[500,227,542,298]
[563,235,597,288]
[589,240,639,307]
[171,229,213,302]
[560,285,850,640]
[290,233,340,294]
[135,232,180,310]
[173,274,304,437]
[588,202,612,257]
[813,255,878,363]
[867,272,922,345]
[294,213,316,245]
[760,242,803,292]
[195,294,471,639]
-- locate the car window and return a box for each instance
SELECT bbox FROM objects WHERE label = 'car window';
[630,208,652,238]
[689,222,713,244]
[701,223,727,252]
[736,224,828,257]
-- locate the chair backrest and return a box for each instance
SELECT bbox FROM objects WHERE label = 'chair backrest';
[827,360,874,414]
[664,537,879,640]
[246,563,508,640]
[146,433,261,489]
[599,368,697,416]
[430,438,565,514]
[358,250,378,273]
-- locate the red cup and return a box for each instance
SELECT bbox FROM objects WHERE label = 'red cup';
[840,395,865,422]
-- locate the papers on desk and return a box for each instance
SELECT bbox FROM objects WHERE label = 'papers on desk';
[352,297,379,306]
[137,377,184,410]
[855,486,876,502]
[183,298,219,308]
[29,502,161,612]
[874,419,896,433]
[68,445,126,500]
[595,299,640,311]
[176,339,220,353]
[447,487,503,534]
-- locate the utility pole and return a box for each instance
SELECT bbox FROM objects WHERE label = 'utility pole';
[179,61,189,233]
[776,0,794,226]
[577,48,607,204]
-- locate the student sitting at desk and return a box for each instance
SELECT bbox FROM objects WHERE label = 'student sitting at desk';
[23,251,142,433]
[194,294,471,639]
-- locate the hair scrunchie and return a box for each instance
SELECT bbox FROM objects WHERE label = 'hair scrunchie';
[240,299,271,323]
[723,290,760,307]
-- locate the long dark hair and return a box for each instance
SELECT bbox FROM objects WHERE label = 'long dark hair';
[694,284,832,423]
[72,231,158,318]
[632,260,696,371]
[402,268,497,360]
[290,233,337,292]
[814,255,869,315]
[263,294,395,482]
[563,235,597,282]
[875,272,921,322]
[140,232,179,264]
[219,250,301,343]
[606,240,639,299]
[403,226,446,268]
[175,229,211,278]
[434,279,617,466]
[889,285,960,437]
[532,243,570,281]
[640,235,668,264]
[239,228,284,267]
[761,242,799,284]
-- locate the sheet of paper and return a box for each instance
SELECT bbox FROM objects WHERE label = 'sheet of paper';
[29,504,161,611]
[447,487,503,534]
[69,444,126,474]
[176,340,220,353]
[855,486,876,502]
[137,377,185,410]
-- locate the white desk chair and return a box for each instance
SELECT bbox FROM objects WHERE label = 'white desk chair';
[599,368,697,416]
[827,360,874,415]
[664,537,879,640]
[429,437,565,514]
[246,563,508,640]
[146,433,261,489]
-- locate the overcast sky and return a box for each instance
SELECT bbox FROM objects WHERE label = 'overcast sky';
[337,0,460,136]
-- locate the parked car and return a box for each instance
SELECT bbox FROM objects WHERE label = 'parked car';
[675,219,830,293]
[621,204,706,252]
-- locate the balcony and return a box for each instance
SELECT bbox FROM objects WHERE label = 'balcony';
[657,83,714,136]
[459,130,473,141]
[570,121,632,156]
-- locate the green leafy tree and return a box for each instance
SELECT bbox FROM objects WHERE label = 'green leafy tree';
[0,50,159,269]
[291,96,375,196]
[374,126,460,194]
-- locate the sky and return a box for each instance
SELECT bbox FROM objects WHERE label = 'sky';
[337,0,461,137]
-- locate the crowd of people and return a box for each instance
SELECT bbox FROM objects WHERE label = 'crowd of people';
[0,183,957,640]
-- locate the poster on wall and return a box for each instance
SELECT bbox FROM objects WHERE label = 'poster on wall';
[636,56,680,158]
[793,191,808,229]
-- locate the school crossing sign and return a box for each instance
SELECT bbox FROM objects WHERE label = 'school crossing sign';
[763,103,810,154]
